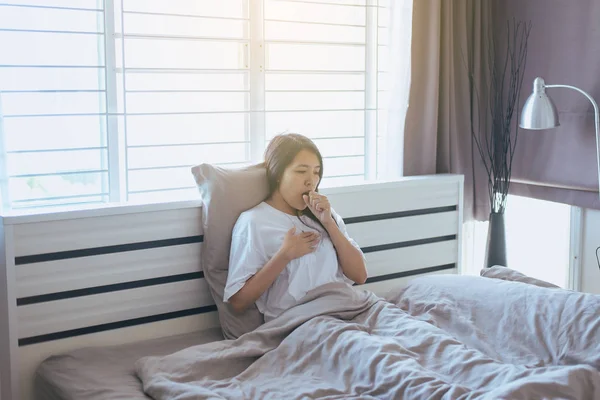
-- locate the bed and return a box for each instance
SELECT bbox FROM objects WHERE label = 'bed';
[33,270,600,400]
[0,172,464,400]
[2,170,599,399]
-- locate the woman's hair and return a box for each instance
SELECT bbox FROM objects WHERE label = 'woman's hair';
[263,133,328,229]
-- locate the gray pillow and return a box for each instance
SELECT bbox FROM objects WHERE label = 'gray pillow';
[480,266,560,289]
[191,163,268,339]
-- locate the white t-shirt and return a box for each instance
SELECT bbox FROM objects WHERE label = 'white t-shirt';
[223,201,364,321]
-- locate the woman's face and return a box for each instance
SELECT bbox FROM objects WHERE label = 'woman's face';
[278,149,321,211]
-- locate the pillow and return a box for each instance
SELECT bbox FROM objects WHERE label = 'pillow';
[480,266,560,289]
[191,163,269,339]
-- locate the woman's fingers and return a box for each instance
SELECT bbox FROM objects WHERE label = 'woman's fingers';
[300,232,320,242]
[307,191,330,213]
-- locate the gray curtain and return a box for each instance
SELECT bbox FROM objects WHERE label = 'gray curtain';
[402,0,493,221]
[403,0,600,220]
[494,0,600,210]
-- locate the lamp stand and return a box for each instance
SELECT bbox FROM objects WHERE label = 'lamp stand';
[544,83,600,203]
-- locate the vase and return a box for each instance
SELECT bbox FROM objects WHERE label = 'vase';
[484,212,507,268]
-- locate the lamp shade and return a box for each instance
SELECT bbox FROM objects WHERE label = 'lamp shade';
[519,77,560,130]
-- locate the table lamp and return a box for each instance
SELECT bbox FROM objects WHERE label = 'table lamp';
[520,77,600,202]
[520,77,600,272]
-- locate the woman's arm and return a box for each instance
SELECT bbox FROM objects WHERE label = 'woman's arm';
[323,218,367,284]
[228,227,320,313]
[303,191,367,285]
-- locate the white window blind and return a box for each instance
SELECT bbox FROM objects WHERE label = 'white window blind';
[0,0,392,210]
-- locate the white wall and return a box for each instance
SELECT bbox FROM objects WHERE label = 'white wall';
[580,208,600,294]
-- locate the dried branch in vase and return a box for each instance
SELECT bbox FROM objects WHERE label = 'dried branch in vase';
[467,18,532,214]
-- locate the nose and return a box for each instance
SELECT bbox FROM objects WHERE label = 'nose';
[305,176,317,188]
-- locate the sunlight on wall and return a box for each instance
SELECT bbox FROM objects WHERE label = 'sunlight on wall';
[505,195,571,288]
[464,195,571,288]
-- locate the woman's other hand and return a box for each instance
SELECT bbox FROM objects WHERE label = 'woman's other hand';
[279,227,320,262]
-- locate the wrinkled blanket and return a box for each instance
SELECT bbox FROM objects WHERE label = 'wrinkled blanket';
[388,273,600,371]
[135,280,600,399]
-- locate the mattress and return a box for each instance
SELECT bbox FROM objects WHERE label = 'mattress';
[35,327,224,400]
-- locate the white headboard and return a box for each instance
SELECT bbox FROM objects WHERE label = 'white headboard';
[0,174,464,400]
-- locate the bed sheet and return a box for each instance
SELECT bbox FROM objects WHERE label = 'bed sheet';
[35,327,224,400]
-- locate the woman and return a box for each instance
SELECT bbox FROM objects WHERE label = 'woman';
[223,133,368,321]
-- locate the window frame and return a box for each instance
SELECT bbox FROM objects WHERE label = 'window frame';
[0,0,389,210]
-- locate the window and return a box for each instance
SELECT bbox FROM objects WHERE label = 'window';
[0,0,391,210]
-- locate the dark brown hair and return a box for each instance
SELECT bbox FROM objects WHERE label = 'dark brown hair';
[263,133,326,228]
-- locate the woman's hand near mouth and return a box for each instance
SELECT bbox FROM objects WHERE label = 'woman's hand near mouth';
[302,190,332,224]
[302,190,367,284]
